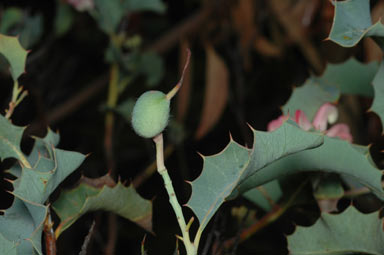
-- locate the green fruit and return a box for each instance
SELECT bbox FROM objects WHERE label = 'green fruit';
[131,90,170,138]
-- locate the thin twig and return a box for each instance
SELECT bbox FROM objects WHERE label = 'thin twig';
[222,180,308,251]
[166,49,191,100]
[104,64,119,255]
[268,0,324,74]
[79,221,96,255]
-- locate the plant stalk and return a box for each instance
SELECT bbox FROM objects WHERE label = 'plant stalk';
[153,133,196,255]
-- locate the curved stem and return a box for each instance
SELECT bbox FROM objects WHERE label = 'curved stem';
[166,49,191,100]
[153,134,196,255]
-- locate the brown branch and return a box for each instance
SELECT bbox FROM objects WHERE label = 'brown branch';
[147,8,211,53]
[47,74,109,125]
[268,0,324,74]
[44,208,57,255]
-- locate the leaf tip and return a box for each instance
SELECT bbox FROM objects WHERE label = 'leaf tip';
[196,151,205,159]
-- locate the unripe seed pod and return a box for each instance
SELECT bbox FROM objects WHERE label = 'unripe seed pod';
[131,90,170,138]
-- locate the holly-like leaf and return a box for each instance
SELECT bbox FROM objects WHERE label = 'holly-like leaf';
[370,60,384,131]
[236,136,384,202]
[0,199,47,255]
[0,131,85,255]
[8,128,60,178]
[187,121,324,231]
[0,115,30,168]
[328,0,384,50]
[0,233,17,255]
[52,175,152,237]
[0,34,28,80]
[288,206,384,255]
[283,58,377,121]
[12,147,85,205]
[315,58,378,97]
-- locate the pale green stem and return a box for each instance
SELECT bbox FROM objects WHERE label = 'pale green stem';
[153,134,196,255]
[5,81,28,119]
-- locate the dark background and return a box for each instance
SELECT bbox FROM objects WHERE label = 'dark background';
[1,0,384,254]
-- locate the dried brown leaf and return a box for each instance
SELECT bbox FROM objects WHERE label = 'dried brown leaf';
[195,45,229,139]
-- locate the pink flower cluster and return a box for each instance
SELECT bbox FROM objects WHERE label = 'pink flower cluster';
[268,103,352,142]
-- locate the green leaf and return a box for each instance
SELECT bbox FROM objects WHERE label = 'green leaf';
[123,0,166,14]
[0,199,47,255]
[287,206,384,255]
[0,8,23,34]
[138,52,164,87]
[328,0,372,47]
[313,175,344,213]
[243,180,282,212]
[315,58,378,97]
[92,0,124,34]
[0,234,17,255]
[1,130,85,255]
[0,115,30,168]
[18,14,43,49]
[52,175,152,237]
[187,121,324,231]
[236,136,384,202]
[116,98,135,122]
[328,0,384,50]
[8,129,60,178]
[370,60,384,131]
[54,0,74,36]
[283,58,378,121]
[0,34,28,80]
[283,79,339,121]
[313,176,344,201]
[12,147,85,204]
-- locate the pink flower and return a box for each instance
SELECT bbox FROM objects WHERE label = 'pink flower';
[268,103,352,143]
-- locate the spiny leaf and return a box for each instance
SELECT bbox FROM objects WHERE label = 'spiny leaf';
[8,128,60,178]
[0,131,85,255]
[236,137,384,201]
[315,58,378,97]
[187,121,324,231]
[52,175,153,237]
[288,206,384,255]
[0,233,17,255]
[12,147,85,204]
[370,60,384,132]
[328,0,384,50]
[0,34,28,80]
[283,58,377,121]
[0,198,47,255]
[0,115,30,168]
